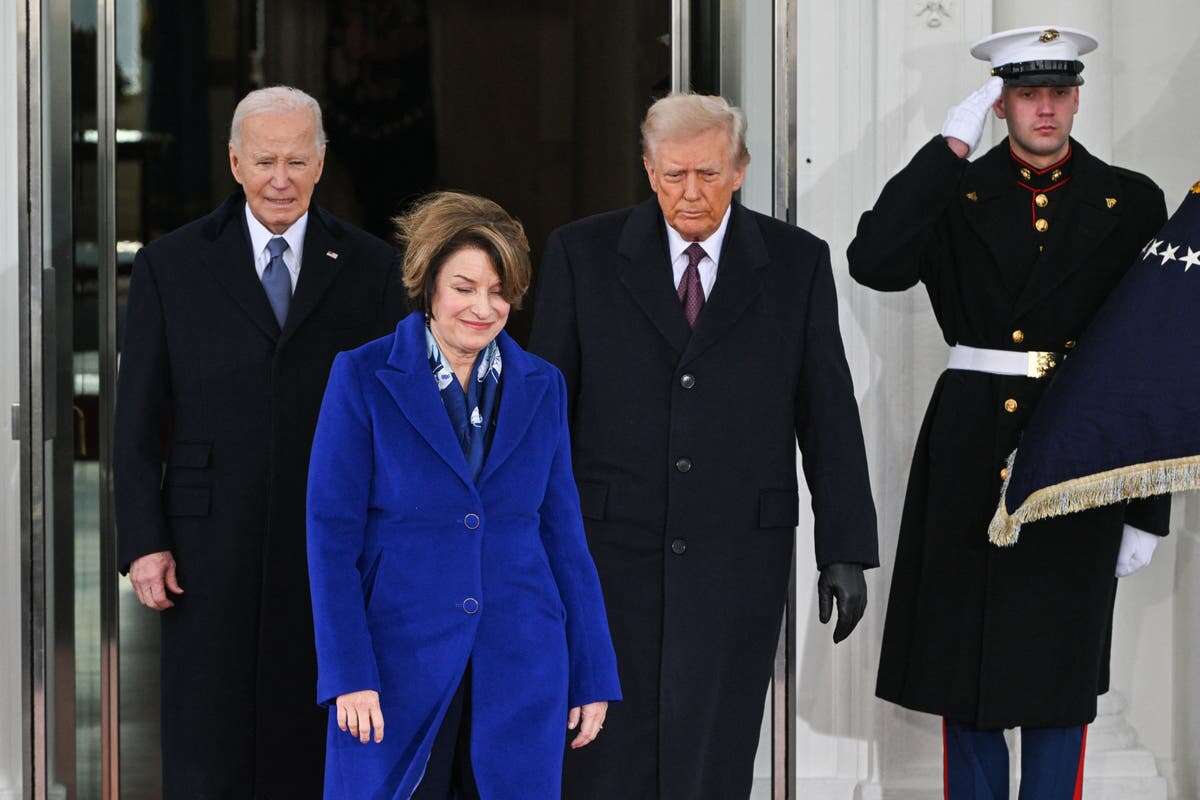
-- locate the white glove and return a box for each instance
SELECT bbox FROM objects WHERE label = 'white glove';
[1115,525,1160,578]
[941,76,1004,156]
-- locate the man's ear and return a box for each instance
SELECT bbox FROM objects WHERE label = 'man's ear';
[229,145,244,186]
[643,157,658,193]
[992,93,1007,120]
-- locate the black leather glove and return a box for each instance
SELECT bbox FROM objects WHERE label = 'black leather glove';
[817,562,867,644]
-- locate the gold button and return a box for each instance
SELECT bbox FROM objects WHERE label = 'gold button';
[1039,245,1045,252]
[1035,218,1050,233]
[1020,168,1032,181]
[1035,193,1049,208]
[1000,467,1009,481]
[1004,398,1019,413]
[1011,329,1025,344]
[1065,340,1076,350]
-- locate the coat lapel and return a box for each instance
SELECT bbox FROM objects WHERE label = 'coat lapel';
[678,204,768,368]
[616,199,692,357]
[1014,142,1122,316]
[477,333,549,485]
[280,203,348,343]
[202,193,281,342]
[374,314,475,490]
[960,143,1025,297]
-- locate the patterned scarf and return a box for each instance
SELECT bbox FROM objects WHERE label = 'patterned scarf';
[426,325,502,481]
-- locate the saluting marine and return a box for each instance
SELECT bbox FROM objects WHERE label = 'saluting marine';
[848,26,1171,799]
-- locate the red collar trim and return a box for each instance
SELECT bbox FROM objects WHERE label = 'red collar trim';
[1017,177,1072,194]
[1010,145,1073,176]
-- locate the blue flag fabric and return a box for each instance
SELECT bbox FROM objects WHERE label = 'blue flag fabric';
[989,184,1200,545]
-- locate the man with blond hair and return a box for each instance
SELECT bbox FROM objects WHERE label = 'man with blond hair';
[530,93,878,799]
[115,85,404,797]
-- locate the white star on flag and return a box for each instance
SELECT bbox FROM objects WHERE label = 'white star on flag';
[1144,239,1162,260]
[1160,243,1180,266]
[1181,247,1200,272]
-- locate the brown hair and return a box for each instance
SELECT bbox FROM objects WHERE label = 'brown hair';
[394,191,531,313]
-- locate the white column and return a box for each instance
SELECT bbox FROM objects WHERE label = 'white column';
[792,1,993,796]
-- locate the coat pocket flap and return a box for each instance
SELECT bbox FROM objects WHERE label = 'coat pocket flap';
[163,485,211,517]
[758,488,800,528]
[168,441,212,469]
[578,480,609,521]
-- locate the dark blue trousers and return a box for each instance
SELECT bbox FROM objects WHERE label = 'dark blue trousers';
[943,719,1088,800]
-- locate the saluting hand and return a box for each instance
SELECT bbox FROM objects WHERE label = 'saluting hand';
[128,550,184,610]
[336,689,385,744]
[942,75,1004,158]
[567,701,607,749]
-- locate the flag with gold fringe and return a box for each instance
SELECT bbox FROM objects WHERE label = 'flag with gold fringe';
[989,183,1200,545]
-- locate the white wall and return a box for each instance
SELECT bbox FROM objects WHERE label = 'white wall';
[0,0,27,795]
[789,1,1199,797]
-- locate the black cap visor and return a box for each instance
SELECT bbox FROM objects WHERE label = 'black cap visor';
[993,59,1085,87]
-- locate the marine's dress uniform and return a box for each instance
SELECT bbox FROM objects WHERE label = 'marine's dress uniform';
[848,136,1171,794]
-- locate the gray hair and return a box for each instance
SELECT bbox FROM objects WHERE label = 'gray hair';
[641,93,750,167]
[229,85,328,151]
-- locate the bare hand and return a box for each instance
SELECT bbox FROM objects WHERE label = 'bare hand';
[336,689,384,744]
[128,550,184,611]
[567,701,607,749]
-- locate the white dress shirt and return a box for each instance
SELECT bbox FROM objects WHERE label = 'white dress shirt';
[665,206,731,300]
[245,203,307,293]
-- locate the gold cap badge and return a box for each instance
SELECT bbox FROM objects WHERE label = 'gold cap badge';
[1191,180,1200,194]
[1040,29,1060,43]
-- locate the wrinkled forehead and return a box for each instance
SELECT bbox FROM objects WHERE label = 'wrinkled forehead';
[237,111,322,152]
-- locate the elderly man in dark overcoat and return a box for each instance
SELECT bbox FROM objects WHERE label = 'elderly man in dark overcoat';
[114,85,404,798]
[848,27,1171,797]
[529,93,879,800]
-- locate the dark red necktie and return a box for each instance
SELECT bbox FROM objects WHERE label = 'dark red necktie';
[678,242,707,328]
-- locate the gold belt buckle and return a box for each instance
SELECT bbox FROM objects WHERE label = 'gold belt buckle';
[1026,351,1058,379]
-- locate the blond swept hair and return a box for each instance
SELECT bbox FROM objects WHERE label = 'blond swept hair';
[395,192,531,312]
[641,93,750,167]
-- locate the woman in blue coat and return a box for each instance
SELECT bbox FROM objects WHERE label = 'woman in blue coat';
[306,192,621,799]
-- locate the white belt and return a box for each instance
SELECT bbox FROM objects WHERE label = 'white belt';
[947,345,1060,379]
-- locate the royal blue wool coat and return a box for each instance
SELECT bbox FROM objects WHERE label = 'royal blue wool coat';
[307,312,621,799]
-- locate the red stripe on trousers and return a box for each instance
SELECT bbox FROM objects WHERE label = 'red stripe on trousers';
[943,720,950,800]
[1073,725,1089,800]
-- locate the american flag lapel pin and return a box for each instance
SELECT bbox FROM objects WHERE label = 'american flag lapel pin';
[326,250,339,259]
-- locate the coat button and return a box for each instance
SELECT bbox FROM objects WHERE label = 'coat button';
[1004,398,1018,413]
[671,538,687,555]
[464,513,480,530]
[462,597,480,614]
[675,457,693,473]
[680,373,696,389]
[1035,193,1049,208]
[1011,329,1025,345]
[1035,218,1049,233]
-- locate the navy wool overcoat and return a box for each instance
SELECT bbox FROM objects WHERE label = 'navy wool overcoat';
[307,312,621,799]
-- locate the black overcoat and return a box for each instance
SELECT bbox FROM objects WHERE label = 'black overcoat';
[114,192,405,798]
[848,136,1172,730]
[529,199,878,799]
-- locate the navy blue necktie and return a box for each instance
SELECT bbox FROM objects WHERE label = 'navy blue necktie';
[263,236,291,328]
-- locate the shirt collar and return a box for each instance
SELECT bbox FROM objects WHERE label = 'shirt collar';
[244,202,309,264]
[665,205,732,267]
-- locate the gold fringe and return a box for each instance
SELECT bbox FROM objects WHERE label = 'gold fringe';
[988,452,1200,546]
